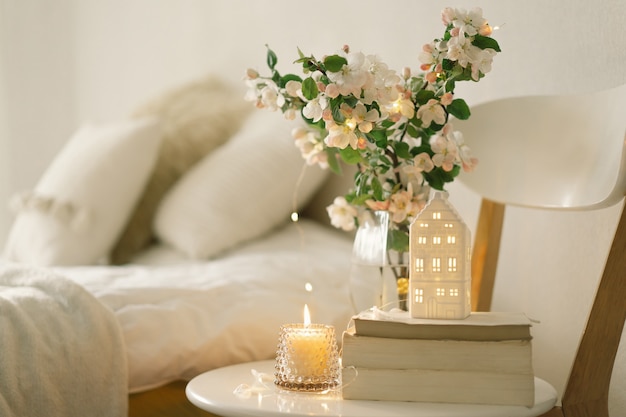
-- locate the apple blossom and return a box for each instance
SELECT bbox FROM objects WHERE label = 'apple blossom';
[416,99,446,127]
[326,196,358,231]
[285,80,301,97]
[327,51,368,97]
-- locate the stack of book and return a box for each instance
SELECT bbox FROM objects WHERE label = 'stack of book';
[341,310,535,406]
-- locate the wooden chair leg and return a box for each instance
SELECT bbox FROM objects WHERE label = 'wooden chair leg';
[471,198,505,312]
[559,201,626,417]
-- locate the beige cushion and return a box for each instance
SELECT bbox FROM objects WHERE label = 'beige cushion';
[109,75,252,264]
[154,110,329,259]
[3,117,162,266]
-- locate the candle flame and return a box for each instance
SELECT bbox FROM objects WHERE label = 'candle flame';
[303,304,311,326]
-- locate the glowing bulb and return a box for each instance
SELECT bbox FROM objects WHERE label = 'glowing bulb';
[291,212,299,222]
[305,282,313,292]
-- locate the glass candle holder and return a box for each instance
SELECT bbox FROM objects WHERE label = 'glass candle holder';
[274,323,340,392]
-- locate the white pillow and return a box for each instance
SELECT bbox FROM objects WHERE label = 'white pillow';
[109,75,252,264]
[3,117,163,266]
[154,110,329,259]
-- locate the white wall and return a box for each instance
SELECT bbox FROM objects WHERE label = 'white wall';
[2,0,625,412]
[0,0,76,239]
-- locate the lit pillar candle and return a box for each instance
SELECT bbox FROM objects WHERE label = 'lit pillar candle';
[275,304,340,391]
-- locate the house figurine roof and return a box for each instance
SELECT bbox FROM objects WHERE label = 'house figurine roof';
[415,191,464,223]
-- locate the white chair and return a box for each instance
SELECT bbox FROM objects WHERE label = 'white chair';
[454,83,626,417]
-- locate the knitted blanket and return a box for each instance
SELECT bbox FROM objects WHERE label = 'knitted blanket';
[0,263,127,417]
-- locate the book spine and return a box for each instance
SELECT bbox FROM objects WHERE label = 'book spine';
[341,333,533,374]
[341,367,535,407]
[353,320,531,341]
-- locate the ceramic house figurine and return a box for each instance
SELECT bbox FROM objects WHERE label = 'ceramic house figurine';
[409,191,471,319]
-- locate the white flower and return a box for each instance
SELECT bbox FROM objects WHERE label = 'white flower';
[445,34,471,66]
[430,130,459,172]
[387,95,415,120]
[351,103,380,133]
[468,47,497,80]
[448,128,478,171]
[326,196,358,231]
[327,51,368,97]
[416,99,446,127]
[325,120,359,150]
[285,80,302,97]
[260,85,284,110]
[388,183,420,223]
[361,54,402,105]
[302,96,327,122]
[292,127,329,169]
[452,7,487,37]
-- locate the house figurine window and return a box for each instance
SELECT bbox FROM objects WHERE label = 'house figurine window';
[409,191,471,319]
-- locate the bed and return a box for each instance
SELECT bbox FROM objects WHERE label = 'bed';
[0,75,357,417]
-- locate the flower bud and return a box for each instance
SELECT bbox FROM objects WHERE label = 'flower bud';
[402,67,411,80]
[440,92,454,106]
[245,68,259,80]
[325,83,340,99]
[479,23,493,36]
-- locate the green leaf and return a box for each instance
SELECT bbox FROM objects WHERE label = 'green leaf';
[323,55,348,72]
[441,58,454,71]
[367,129,388,148]
[330,98,346,123]
[393,141,412,159]
[445,77,456,92]
[408,77,425,94]
[472,35,501,52]
[388,229,409,253]
[447,98,471,120]
[415,89,435,105]
[271,70,280,84]
[301,77,319,100]
[412,143,433,157]
[351,193,374,206]
[371,177,384,200]
[377,154,393,168]
[266,45,278,70]
[326,148,342,175]
[339,146,363,164]
[424,165,461,190]
[424,170,445,191]
[406,124,420,138]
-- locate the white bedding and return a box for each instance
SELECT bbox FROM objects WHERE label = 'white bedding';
[54,219,354,393]
[0,264,128,417]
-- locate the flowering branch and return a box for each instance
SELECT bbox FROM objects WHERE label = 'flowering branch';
[245,7,500,246]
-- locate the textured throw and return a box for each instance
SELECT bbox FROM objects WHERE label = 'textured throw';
[0,263,128,417]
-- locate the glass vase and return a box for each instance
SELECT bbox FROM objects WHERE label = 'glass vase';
[349,210,410,313]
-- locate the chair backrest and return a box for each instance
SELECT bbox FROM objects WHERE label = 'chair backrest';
[453,83,626,417]
[456,84,626,210]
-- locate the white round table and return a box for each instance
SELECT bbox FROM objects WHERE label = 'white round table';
[186,360,558,417]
